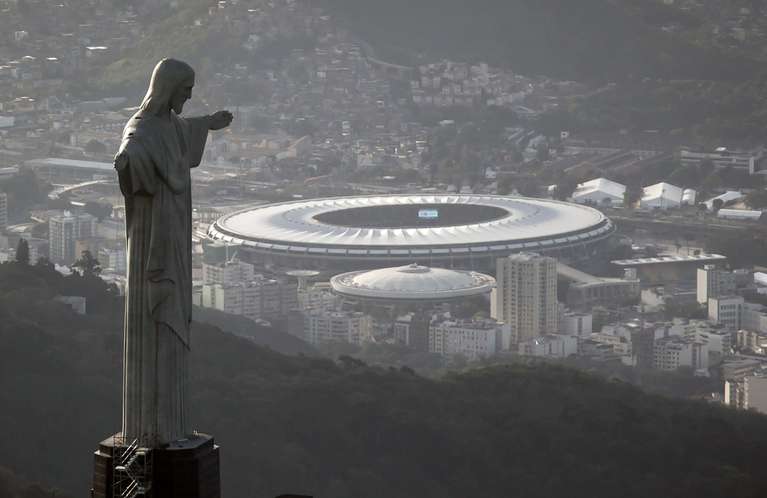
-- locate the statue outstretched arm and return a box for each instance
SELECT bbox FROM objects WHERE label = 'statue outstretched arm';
[180,110,233,169]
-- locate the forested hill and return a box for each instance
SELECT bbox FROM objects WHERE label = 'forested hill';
[3,261,767,498]
[320,0,754,82]
[0,466,71,498]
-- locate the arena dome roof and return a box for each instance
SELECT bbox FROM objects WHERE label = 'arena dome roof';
[330,264,496,301]
[207,195,614,261]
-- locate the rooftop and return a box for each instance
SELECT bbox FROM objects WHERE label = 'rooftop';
[330,264,496,301]
[612,254,727,266]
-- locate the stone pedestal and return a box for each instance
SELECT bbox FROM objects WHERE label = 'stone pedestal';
[92,433,220,498]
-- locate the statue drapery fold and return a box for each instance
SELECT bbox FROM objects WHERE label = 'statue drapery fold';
[117,110,208,445]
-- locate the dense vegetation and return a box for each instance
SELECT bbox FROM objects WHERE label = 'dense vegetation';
[0,466,70,498]
[321,0,755,83]
[2,262,767,497]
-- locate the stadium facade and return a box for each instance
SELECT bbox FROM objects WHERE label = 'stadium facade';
[207,194,615,272]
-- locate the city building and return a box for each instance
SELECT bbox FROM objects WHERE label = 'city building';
[725,375,767,414]
[393,312,431,351]
[297,282,340,312]
[736,329,767,354]
[492,253,558,344]
[696,265,736,305]
[428,318,511,360]
[741,303,767,334]
[98,246,127,275]
[708,295,745,330]
[558,262,640,309]
[559,311,593,336]
[653,335,709,373]
[202,275,297,321]
[202,259,256,286]
[518,334,578,358]
[722,358,764,382]
[630,325,657,369]
[680,147,766,175]
[48,211,97,264]
[612,253,727,285]
[571,177,626,207]
[302,309,373,345]
[0,192,7,232]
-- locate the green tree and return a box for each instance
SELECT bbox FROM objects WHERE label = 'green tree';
[745,189,767,209]
[554,176,579,201]
[15,238,29,265]
[71,250,101,277]
[84,201,112,221]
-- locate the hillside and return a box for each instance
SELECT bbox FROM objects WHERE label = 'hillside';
[320,0,756,82]
[2,261,767,498]
[0,466,71,498]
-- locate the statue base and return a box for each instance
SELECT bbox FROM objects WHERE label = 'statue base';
[92,433,220,498]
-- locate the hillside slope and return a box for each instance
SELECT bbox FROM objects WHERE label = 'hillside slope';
[321,0,754,82]
[2,262,767,498]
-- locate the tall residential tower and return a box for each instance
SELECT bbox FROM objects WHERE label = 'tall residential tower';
[492,253,558,344]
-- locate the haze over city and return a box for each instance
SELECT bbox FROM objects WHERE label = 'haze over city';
[2,1,767,497]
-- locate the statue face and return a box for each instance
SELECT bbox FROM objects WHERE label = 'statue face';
[170,77,194,115]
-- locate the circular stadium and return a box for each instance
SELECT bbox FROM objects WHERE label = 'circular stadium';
[330,264,496,303]
[207,194,615,272]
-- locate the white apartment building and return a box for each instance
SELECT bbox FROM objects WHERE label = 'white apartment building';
[297,282,340,312]
[429,319,511,360]
[518,334,578,359]
[741,303,767,334]
[303,310,373,345]
[202,260,256,285]
[49,211,96,264]
[725,375,767,414]
[98,246,127,275]
[492,253,558,344]
[559,311,593,336]
[697,265,736,305]
[202,275,298,321]
[708,295,745,330]
[653,335,709,372]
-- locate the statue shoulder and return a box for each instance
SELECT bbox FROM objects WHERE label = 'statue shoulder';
[122,113,159,142]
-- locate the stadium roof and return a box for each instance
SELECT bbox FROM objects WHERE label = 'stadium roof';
[330,264,496,301]
[208,195,613,256]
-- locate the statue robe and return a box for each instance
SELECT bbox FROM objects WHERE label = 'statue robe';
[116,111,208,446]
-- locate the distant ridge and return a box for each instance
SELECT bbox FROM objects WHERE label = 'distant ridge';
[320,0,756,82]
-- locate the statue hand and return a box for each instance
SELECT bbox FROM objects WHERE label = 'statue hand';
[209,110,233,131]
[114,151,129,170]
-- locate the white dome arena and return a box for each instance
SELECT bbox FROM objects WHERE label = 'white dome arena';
[330,264,496,301]
[207,195,614,271]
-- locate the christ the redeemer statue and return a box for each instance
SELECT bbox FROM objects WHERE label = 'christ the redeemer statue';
[114,58,232,446]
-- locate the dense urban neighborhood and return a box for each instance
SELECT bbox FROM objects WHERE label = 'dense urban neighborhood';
[4,2,767,497]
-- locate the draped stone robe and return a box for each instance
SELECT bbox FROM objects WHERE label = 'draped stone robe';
[116,111,208,446]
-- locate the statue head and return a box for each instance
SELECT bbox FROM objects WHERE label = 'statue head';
[140,58,195,116]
